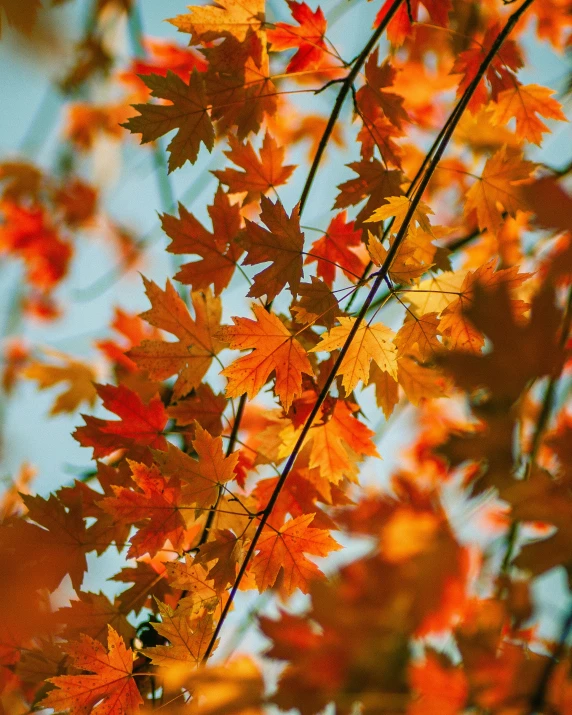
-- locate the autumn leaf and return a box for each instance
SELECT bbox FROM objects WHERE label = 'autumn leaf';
[167,383,227,436]
[213,132,296,204]
[143,601,217,668]
[195,529,247,591]
[334,160,405,230]
[38,626,142,715]
[291,276,342,330]
[367,225,439,285]
[240,196,305,301]
[169,0,265,43]
[123,70,214,171]
[365,194,434,234]
[153,422,239,510]
[219,303,313,411]
[73,383,168,459]
[355,50,409,131]
[304,399,380,486]
[375,0,451,46]
[23,352,97,415]
[310,316,397,393]
[252,513,340,596]
[464,147,535,235]
[394,313,441,361]
[99,460,194,558]
[267,1,329,73]
[304,211,366,287]
[128,278,223,400]
[163,187,244,295]
[451,24,523,112]
[490,83,567,146]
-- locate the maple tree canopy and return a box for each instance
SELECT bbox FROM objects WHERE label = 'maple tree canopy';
[0,0,572,713]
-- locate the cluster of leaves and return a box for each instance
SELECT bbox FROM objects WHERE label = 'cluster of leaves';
[1,0,572,713]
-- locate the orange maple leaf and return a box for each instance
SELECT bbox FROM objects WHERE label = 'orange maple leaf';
[212,132,296,204]
[490,83,567,146]
[240,196,305,301]
[128,278,223,400]
[153,422,239,510]
[464,147,535,235]
[123,70,214,171]
[252,513,340,596]
[73,384,168,459]
[451,24,523,112]
[267,1,329,73]
[219,303,313,411]
[39,626,142,715]
[99,460,195,558]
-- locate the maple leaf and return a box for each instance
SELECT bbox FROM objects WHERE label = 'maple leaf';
[310,316,397,394]
[38,626,142,715]
[451,24,523,112]
[291,276,342,330]
[195,529,246,590]
[99,460,194,558]
[55,591,135,646]
[169,0,265,43]
[219,303,313,411]
[123,70,214,171]
[73,383,168,459]
[334,159,405,229]
[367,225,439,285]
[153,423,239,509]
[365,195,434,234]
[112,561,171,616]
[464,147,535,235]
[203,32,276,140]
[397,356,450,406]
[128,278,223,400]
[355,50,409,131]
[252,513,340,596]
[394,313,441,361]
[167,383,227,436]
[306,399,380,485]
[23,353,97,415]
[304,211,366,287]
[163,187,244,295]
[267,1,329,73]
[165,556,222,606]
[4,492,90,592]
[490,83,567,146]
[144,601,217,667]
[375,0,452,46]
[213,132,296,204]
[240,196,305,301]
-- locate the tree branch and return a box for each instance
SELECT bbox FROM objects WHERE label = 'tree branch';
[298,0,405,216]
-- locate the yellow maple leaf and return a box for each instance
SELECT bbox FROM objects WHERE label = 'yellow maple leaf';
[364,195,434,234]
[310,316,397,393]
[23,352,97,415]
[169,0,265,43]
